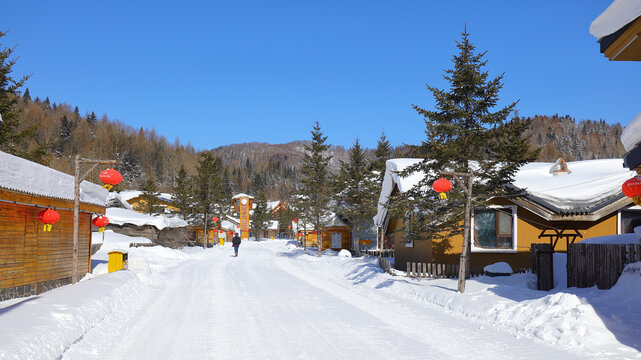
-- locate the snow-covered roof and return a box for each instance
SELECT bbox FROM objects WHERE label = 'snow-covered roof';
[106,192,134,210]
[232,193,254,199]
[119,190,174,203]
[590,0,641,40]
[268,220,279,230]
[621,110,641,152]
[373,158,636,226]
[0,151,108,207]
[512,159,635,211]
[106,208,188,230]
[373,158,423,226]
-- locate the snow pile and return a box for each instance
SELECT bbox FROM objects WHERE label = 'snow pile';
[274,243,641,358]
[91,230,151,247]
[337,249,352,258]
[590,0,641,40]
[106,208,187,230]
[581,233,640,244]
[0,240,193,359]
[483,262,513,275]
[621,111,641,152]
[0,151,108,206]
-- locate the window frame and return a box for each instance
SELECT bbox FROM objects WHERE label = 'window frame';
[617,205,641,234]
[471,205,518,253]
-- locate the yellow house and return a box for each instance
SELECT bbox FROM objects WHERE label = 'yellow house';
[120,190,179,214]
[375,158,639,271]
[590,1,641,61]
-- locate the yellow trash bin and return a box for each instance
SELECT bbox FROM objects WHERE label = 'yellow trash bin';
[108,250,129,273]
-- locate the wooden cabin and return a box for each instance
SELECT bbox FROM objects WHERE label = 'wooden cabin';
[119,190,178,214]
[591,2,641,61]
[375,158,639,271]
[0,151,108,301]
[298,214,352,251]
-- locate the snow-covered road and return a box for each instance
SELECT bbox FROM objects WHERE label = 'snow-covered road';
[59,241,576,360]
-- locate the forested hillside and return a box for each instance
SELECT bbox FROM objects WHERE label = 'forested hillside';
[8,92,628,198]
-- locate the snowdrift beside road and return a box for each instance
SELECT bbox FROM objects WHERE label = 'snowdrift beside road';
[276,245,641,359]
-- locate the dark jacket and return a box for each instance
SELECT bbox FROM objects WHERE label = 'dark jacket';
[232,235,241,247]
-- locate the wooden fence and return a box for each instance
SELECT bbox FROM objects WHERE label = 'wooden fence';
[406,262,483,279]
[567,243,641,289]
[530,243,554,291]
[379,257,393,275]
[362,249,395,258]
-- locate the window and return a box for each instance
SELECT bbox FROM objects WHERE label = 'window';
[619,207,641,234]
[471,206,517,253]
[331,232,341,248]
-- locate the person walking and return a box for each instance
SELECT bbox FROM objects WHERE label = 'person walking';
[232,233,241,257]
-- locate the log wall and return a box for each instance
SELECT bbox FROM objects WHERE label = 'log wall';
[0,200,93,300]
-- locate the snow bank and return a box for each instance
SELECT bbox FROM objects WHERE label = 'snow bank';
[590,0,641,40]
[106,208,188,230]
[274,243,641,358]
[338,249,352,258]
[91,230,151,248]
[0,151,108,206]
[0,242,193,359]
[581,233,640,244]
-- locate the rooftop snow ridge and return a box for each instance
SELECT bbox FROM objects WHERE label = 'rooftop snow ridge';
[0,151,108,207]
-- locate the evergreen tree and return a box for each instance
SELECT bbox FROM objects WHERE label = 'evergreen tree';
[332,138,378,256]
[193,152,226,248]
[172,165,193,220]
[396,30,539,257]
[140,178,162,215]
[86,111,97,126]
[251,193,270,239]
[0,31,39,161]
[23,87,30,102]
[371,131,393,183]
[300,121,332,256]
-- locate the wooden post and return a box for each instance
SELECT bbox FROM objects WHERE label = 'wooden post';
[441,170,474,293]
[72,155,116,284]
[203,212,208,250]
[72,155,81,283]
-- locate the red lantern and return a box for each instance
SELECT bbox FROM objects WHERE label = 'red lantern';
[212,216,219,222]
[288,225,291,229]
[622,176,641,206]
[92,215,109,233]
[292,217,299,223]
[38,208,60,232]
[432,178,453,200]
[99,168,123,191]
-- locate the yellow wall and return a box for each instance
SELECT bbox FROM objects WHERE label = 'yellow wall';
[387,200,620,271]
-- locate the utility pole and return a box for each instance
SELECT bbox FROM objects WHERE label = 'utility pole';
[73,155,116,284]
[441,170,474,293]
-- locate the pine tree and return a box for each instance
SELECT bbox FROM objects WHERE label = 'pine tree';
[87,111,97,126]
[23,87,30,102]
[397,30,539,257]
[251,193,270,239]
[0,31,38,160]
[300,121,332,256]
[172,165,193,220]
[371,131,393,183]
[140,178,162,215]
[193,152,226,248]
[332,137,378,256]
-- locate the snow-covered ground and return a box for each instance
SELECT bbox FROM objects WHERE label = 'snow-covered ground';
[1,239,640,359]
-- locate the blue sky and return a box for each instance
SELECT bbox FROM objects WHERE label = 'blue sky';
[2,1,638,150]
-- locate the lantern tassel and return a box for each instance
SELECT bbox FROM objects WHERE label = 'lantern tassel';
[102,184,113,191]
[635,196,641,206]
[438,192,447,200]
[99,227,105,233]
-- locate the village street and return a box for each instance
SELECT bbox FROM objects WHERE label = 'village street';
[54,241,577,360]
